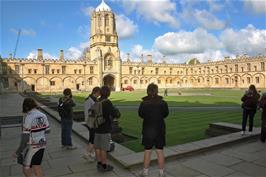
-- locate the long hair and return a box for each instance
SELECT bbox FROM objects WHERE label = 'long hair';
[86,86,101,100]
[22,98,38,113]
[63,88,72,97]
[100,86,111,99]
[147,83,158,97]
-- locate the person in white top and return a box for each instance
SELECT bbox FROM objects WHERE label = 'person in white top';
[83,87,101,161]
[13,98,50,177]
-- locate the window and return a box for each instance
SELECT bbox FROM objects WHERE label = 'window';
[57,69,60,74]
[129,67,133,74]
[98,15,101,27]
[52,69,55,74]
[155,68,159,75]
[134,70,137,75]
[261,62,265,71]
[256,77,260,84]
[170,68,172,75]
[62,66,66,74]
[225,65,228,73]
[226,78,229,84]
[142,67,144,75]
[133,80,137,84]
[247,63,251,71]
[158,80,161,84]
[15,65,20,74]
[198,79,200,83]
[254,66,257,72]
[106,36,111,42]
[45,65,49,74]
[28,69,32,74]
[74,69,77,74]
[235,64,238,72]
[215,78,219,84]
[164,71,166,74]
[241,67,244,72]
[140,80,143,84]
[169,79,172,84]
[247,77,251,84]
[2,64,7,74]
[34,69,37,74]
[88,77,93,85]
[50,81,55,86]
[105,15,109,26]
[151,70,153,74]
[124,80,128,84]
[79,69,82,74]
[90,66,94,74]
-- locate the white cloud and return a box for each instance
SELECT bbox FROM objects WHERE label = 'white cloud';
[79,42,89,49]
[116,14,138,39]
[119,0,179,28]
[82,6,95,16]
[154,28,222,55]
[27,51,56,59]
[66,47,83,59]
[194,10,226,30]
[10,28,36,36]
[244,0,266,14]
[207,0,223,12]
[220,24,266,55]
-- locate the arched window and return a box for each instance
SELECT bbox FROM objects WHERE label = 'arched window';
[88,77,93,85]
[98,15,101,27]
[105,15,109,26]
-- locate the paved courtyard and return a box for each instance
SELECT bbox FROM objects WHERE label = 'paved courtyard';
[0,93,266,177]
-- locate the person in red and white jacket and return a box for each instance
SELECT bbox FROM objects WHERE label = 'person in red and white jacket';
[13,98,50,177]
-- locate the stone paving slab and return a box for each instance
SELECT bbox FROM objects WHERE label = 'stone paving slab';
[230,161,266,177]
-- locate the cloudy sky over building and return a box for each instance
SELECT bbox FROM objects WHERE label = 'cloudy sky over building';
[1,0,266,63]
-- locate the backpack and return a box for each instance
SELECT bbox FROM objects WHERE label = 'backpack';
[58,97,68,117]
[88,99,106,128]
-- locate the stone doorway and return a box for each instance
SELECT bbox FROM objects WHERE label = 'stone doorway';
[103,75,115,91]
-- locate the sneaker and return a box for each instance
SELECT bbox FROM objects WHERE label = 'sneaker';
[66,146,77,150]
[248,131,252,135]
[83,153,95,162]
[99,164,114,172]
[241,131,245,136]
[139,171,149,177]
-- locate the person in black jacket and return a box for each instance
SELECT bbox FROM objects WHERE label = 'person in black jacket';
[138,83,169,177]
[94,86,120,172]
[241,84,260,135]
[259,93,266,142]
[58,88,76,150]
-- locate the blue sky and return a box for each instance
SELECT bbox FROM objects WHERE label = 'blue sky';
[1,0,266,63]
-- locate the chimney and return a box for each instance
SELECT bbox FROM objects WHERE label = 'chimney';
[60,50,64,61]
[126,53,130,62]
[147,54,152,64]
[37,49,43,61]
[140,54,144,63]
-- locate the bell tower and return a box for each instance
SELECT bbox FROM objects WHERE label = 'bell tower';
[90,0,121,91]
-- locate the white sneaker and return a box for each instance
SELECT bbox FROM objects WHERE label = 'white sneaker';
[139,171,149,177]
[241,131,245,136]
[83,153,95,162]
[248,131,252,135]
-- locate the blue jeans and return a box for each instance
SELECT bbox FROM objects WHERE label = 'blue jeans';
[242,109,256,132]
[61,120,73,146]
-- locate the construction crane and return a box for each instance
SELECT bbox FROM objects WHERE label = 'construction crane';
[13,29,21,58]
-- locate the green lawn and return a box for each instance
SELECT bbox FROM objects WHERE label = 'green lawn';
[41,89,264,152]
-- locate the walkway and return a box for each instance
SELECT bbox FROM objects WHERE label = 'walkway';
[0,93,265,177]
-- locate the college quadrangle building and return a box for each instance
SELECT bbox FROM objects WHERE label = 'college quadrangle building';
[0,0,266,93]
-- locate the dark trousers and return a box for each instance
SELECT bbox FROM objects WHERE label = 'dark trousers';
[242,109,256,132]
[61,120,73,146]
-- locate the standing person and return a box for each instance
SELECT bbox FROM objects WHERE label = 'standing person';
[58,88,76,149]
[13,98,50,177]
[94,86,120,172]
[138,83,169,177]
[83,86,101,161]
[241,84,260,135]
[259,93,266,142]
[164,88,168,96]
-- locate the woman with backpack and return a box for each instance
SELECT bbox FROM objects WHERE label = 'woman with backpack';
[58,88,76,150]
[138,83,169,177]
[13,98,50,177]
[83,86,101,161]
[94,86,120,172]
[259,93,266,142]
[241,84,260,135]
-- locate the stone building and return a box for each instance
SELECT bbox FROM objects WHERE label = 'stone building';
[0,0,266,93]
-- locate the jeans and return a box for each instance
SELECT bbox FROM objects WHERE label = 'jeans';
[61,119,73,146]
[242,109,256,132]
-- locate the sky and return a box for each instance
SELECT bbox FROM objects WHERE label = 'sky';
[1,0,266,63]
